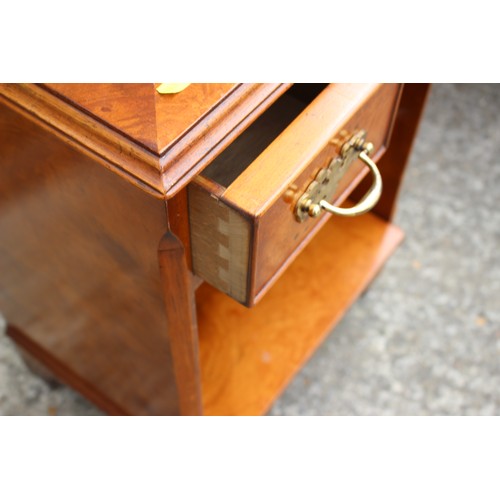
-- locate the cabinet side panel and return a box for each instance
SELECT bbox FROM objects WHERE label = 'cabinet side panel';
[0,102,179,415]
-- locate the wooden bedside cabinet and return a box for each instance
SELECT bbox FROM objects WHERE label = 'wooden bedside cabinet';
[0,83,430,415]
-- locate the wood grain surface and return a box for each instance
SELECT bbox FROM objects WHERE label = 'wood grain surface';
[202,91,310,186]
[0,102,182,415]
[197,209,404,416]
[0,83,291,198]
[249,84,402,302]
[0,82,427,416]
[158,232,202,415]
[190,83,402,305]
[43,83,237,154]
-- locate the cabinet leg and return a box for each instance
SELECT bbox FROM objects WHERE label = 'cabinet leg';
[158,232,203,416]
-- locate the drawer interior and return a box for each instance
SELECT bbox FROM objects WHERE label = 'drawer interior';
[201,84,328,187]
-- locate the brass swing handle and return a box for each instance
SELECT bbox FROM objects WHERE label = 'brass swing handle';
[295,131,383,221]
[318,146,382,217]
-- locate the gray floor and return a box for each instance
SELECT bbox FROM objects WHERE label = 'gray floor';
[1,84,499,416]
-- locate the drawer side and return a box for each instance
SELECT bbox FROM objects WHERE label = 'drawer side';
[189,182,252,304]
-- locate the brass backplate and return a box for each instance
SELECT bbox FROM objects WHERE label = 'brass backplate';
[295,130,368,221]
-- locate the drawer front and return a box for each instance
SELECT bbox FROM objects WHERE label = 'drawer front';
[189,83,402,306]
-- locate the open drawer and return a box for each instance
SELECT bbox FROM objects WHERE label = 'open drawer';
[188,83,403,306]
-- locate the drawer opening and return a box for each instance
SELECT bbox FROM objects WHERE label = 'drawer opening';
[202,84,328,188]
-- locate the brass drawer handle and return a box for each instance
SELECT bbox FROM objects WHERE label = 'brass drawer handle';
[319,147,382,217]
[295,130,383,221]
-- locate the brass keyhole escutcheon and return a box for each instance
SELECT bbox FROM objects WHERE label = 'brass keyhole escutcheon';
[294,130,382,222]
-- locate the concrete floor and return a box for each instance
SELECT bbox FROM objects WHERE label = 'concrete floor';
[1,83,499,415]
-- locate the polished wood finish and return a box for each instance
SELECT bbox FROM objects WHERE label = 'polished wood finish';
[189,83,402,305]
[0,83,429,416]
[0,102,181,415]
[43,83,238,154]
[158,232,202,416]
[198,210,403,415]
[0,83,291,197]
[167,188,194,268]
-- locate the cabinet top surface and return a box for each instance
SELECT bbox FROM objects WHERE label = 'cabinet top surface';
[42,83,237,155]
[0,83,289,198]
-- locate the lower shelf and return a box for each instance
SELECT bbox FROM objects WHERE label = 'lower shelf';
[197,210,403,416]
